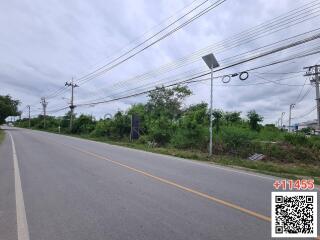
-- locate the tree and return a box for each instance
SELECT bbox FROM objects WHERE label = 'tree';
[146,85,192,145]
[0,95,20,124]
[72,114,96,134]
[224,111,241,125]
[109,111,130,139]
[171,103,208,149]
[146,85,191,120]
[212,109,223,133]
[247,110,263,131]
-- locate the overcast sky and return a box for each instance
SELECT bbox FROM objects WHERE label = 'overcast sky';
[1,0,320,124]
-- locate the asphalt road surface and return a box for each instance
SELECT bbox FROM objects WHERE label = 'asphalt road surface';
[0,127,318,240]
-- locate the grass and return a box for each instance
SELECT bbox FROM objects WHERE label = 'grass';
[64,134,320,185]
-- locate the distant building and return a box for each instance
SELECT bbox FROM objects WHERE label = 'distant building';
[296,119,318,130]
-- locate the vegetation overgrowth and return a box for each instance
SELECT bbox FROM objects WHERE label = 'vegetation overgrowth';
[13,86,320,181]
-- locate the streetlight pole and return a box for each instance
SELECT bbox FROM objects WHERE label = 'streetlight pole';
[202,53,219,156]
[209,66,213,156]
[27,105,31,128]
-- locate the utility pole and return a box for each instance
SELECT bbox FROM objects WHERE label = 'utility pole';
[40,97,48,129]
[304,65,320,130]
[65,78,79,130]
[27,105,31,128]
[288,104,295,132]
[280,112,285,129]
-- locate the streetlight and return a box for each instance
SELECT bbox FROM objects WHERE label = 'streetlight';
[202,53,220,156]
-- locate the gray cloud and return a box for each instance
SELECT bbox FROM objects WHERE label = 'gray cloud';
[1,0,319,124]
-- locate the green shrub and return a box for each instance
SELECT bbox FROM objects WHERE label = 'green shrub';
[261,143,292,162]
[147,116,173,145]
[290,146,319,163]
[217,127,257,156]
[171,106,208,149]
[257,126,283,141]
[171,125,208,149]
[90,120,108,137]
[284,133,307,146]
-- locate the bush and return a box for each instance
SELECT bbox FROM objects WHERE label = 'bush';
[257,125,283,141]
[284,133,307,146]
[147,116,173,145]
[217,127,257,156]
[171,104,208,149]
[90,120,108,137]
[171,125,208,149]
[72,114,96,134]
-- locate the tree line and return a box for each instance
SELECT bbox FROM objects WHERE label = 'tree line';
[15,86,264,147]
[7,86,320,162]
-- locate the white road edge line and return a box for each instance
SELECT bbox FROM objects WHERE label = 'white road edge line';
[9,132,30,240]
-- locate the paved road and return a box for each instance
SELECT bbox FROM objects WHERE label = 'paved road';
[0,127,318,240]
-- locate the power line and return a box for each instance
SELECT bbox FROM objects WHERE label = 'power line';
[81,45,320,106]
[292,105,317,119]
[76,0,320,86]
[296,86,313,104]
[89,0,201,66]
[76,0,226,84]
[21,0,226,105]
[76,46,320,108]
[84,31,320,104]
[21,1,319,112]
[32,1,320,105]
[86,23,320,100]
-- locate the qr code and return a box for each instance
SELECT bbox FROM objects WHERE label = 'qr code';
[271,192,317,238]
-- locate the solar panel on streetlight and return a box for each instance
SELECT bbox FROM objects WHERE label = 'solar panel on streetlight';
[202,53,219,157]
[202,53,219,69]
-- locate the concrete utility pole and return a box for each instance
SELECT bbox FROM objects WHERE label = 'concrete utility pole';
[27,105,31,128]
[288,104,295,132]
[280,112,285,129]
[40,97,48,129]
[65,78,79,130]
[202,54,219,156]
[304,65,320,130]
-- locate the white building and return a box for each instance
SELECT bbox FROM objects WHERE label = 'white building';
[296,119,318,130]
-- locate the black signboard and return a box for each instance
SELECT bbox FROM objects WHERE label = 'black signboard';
[130,115,140,140]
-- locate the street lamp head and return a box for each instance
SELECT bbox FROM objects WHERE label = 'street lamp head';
[202,53,219,69]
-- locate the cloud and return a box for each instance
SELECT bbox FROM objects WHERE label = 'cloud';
[0,0,319,123]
